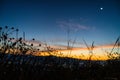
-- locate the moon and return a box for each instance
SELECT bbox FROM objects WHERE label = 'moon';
[100,7,103,10]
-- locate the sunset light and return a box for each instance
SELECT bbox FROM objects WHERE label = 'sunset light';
[0,0,120,80]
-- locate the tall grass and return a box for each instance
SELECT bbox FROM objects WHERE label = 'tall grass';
[0,26,120,80]
[107,36,120,60]
[0,26,41,55]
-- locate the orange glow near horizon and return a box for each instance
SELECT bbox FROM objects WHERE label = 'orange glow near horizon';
[56,48,108,60]
[4,44,117,60]
[35,44,119,60]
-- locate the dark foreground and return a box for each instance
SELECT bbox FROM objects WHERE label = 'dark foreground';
[0,53,120,80]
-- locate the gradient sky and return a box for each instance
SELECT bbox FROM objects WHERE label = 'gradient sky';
[0,0,120,48]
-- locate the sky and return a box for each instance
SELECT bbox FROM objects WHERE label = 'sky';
[0,0,120,50]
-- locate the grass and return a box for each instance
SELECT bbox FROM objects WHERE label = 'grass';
[0,26,120,80]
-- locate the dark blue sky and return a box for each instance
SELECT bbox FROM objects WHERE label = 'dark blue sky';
[0,0,120,47]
